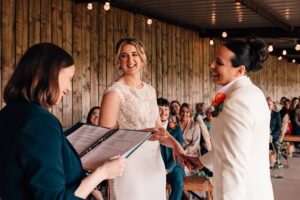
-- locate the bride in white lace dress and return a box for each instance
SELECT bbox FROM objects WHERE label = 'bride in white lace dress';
[99,38,185,200]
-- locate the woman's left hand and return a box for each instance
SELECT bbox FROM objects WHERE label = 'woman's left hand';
[146,127,169,141]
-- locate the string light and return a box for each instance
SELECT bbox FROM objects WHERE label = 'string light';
[295,40,300,51]
[268,44,273,52]
[292,59,296,63]
[221,31,227,38]
[104,2,110,11]
[87,3,93,10]
[209,39,214,46]
[278,56,283,61]
[147,18,152,25]
[282,49,287,56]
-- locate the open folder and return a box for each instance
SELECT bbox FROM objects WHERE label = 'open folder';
[65,122,153,170]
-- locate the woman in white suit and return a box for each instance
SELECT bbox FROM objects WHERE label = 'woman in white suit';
[185,39,274,200]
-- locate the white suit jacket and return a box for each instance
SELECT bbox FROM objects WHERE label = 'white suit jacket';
[200,77,274,200]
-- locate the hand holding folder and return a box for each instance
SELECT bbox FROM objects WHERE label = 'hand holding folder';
[65,122,153,170]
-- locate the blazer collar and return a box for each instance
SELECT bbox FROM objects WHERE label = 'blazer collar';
[224,76,252,97]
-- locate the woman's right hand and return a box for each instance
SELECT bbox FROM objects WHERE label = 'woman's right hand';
[97,155,126,180]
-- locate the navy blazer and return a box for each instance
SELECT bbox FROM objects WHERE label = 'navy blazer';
[270,110,281,142]
[160,122,184,173]
[0,99,84,200]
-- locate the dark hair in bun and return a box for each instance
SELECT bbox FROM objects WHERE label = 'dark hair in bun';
[224,39,268,72]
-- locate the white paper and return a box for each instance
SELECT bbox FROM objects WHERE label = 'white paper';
[80,129,151,170]
[67,125,110,154]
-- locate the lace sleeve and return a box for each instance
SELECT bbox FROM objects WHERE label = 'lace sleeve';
[104,82,124,103]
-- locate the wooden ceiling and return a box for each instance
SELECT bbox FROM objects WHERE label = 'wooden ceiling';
[75,0,300,63]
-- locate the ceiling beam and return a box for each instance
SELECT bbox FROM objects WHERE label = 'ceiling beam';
[236,0,292,32]
[199,27,300,38]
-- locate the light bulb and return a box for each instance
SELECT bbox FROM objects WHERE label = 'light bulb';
[147,18,152,25]
[87,3,93,10]
[292,59,296,63]
[222,31,227,38]
[278,56,283,61]
[268,45,273,52]
[282,50,287,55]
[104,2,110,11]
[295,43,300,51]
[209,39,214,46]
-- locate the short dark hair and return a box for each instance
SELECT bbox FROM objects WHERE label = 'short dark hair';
[4,43,74,108]
[86,106,101,124]
[224,39,268,72]
[157,98,169,107]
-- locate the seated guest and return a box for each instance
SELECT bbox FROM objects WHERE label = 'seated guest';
[267,101,281,167]
[194,102,206,121]
[179,103,201,157]
[87,106,101,125]
[277,96,287,111]
[158,98,185,200]
[169,100,181,124]
[280,99,291,120]
[204,107,214,132]
[87,106,106,200]
[291,97,299,110]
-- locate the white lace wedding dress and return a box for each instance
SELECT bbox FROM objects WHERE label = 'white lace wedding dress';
[104,81,166,200]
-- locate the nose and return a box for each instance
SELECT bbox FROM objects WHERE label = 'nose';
[209,61,215,70]
[127,55,134,63]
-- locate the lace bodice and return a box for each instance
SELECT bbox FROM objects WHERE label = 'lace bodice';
[104,82,159,129]
[105,82,166,200]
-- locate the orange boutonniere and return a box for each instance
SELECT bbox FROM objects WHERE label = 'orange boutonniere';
[169,122,176,130]
[212,93,226,116]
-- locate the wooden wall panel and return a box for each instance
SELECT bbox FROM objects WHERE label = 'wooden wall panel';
[1,0,299,127]
[90,3,99,108]
[1,0,15,108]
[98,3,107,104]
[62,0,73,127]
[72,3,82,123]
[41,0,51,43]
[51,0,63,122]
[156,21,162,98]
[81,5,91,122]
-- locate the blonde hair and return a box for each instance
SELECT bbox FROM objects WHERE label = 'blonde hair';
[115,38,147,76]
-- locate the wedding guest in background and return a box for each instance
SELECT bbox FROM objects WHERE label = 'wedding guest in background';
[184,39,274,200]
[87,106,101,125]
[291,97,299,110]
[204,107,215,132]
[280,99,291,120]
[179,103,201,158]
[99,38,185,200]
[0,43,126,200]
[158,98,185,200]
[169,100,181,124]
[194,102,206,121]
[267,101,281,167]
[277,96,287,111]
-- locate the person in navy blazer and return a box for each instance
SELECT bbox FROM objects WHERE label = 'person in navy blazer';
[268,101,282,145]
[0,43,126,200]
[158,98,185,200]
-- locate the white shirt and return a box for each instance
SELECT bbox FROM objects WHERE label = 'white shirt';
[162,120,168,130]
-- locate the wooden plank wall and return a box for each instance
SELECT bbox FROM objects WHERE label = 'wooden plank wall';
[1,0,299,127]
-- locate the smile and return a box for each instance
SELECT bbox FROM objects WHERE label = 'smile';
[127,64,136,68]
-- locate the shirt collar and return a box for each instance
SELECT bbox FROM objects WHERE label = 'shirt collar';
[162,120,169,129]
[217,75,247,94]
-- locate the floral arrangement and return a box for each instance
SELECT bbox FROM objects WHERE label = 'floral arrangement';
[212,92,226,116]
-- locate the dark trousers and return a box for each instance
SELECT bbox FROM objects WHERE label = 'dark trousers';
[167,166,185,200]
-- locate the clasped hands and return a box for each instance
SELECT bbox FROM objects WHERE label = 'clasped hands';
[145,127,204,171]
